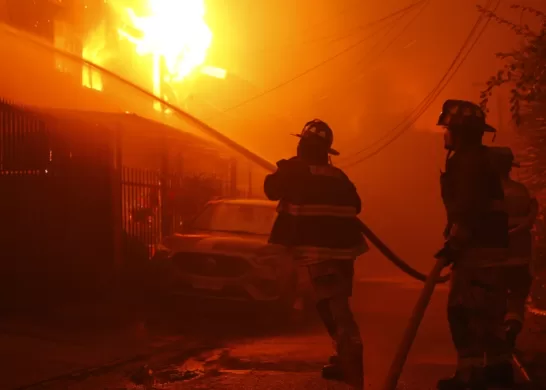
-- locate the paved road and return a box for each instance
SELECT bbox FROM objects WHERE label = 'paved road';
[24,279,464,389]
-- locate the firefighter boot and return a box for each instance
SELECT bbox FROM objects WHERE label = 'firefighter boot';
[321,363,343,381]
[326,340,340,369]
[322,343,343,382]
[484,362,514,389]
[437,369,487,390]
[329,354,340,365]
[322,350,363,389]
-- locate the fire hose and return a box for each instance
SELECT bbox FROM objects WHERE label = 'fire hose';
[5,27,449,389]
[357,219,450,283]
[2,22,450,285]
[7,26,530,390]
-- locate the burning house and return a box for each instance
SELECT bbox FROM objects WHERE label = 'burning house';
[0,0,268,303]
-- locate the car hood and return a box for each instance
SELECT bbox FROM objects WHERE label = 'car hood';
[162,233,271,256]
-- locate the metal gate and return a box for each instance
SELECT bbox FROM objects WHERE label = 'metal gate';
[121,167,161,261]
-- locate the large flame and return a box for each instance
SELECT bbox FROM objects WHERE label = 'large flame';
[119,0,212,82]
[118,0,213,110]
[77,0,220,111]
[81,23,108,91]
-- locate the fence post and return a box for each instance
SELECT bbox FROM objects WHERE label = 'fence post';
[112,126,123,270]
[160,130,169,238]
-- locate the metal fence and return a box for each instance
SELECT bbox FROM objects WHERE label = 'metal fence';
[0,98,49,173]
[121,167,162,261]
[0,100,115,293]
[0,97,262,306]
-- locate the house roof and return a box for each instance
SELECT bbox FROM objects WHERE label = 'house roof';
[23,106,224,152]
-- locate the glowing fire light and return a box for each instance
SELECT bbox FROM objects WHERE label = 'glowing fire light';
[117,0,213,111]
[81,23,108,91]
[200,65,226,79]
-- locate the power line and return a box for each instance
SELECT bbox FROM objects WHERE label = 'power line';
[339,0,499,168]
[341,1,499,168]
[206,1,430,118]
[320,0,430,101]
[318,0,427,48]
[199,19,402,123]
[231,0,427,59]
[357,0,430,69]
[320,7,423,86]
[341,0,494,162]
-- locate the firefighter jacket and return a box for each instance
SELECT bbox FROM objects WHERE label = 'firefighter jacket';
[503,178,537,265]
[440,145,509,266]
[264,156,367,264]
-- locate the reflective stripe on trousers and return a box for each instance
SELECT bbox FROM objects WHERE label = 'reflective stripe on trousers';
[292,245,368,265]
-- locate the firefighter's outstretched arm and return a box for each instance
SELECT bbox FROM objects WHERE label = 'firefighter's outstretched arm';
[264,171,283,201]
[264,159,294,201]
[338,170,361,214]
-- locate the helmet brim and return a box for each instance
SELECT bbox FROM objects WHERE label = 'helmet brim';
[437,116,497,133]
[291,134,340,156]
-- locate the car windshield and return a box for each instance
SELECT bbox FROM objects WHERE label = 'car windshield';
[189,203,277,236]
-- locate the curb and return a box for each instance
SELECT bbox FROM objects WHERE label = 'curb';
[13,337,210,390]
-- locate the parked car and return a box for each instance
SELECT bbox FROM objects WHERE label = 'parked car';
[154,198,312,312]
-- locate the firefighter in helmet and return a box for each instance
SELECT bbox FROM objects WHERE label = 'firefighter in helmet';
[484,146,537,387]
[435,100,509,390]
[264,119,367,389]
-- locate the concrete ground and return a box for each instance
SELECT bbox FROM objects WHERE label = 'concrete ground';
[2,254,545,390]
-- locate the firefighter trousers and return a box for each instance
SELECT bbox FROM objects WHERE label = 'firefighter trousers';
[447,266,509,379]
[504,264,532,325]
[484,264,532,370]
[308,259,363,388]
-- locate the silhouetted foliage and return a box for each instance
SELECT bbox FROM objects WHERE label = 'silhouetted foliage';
[478,4,545,126]
[479,5,546,287]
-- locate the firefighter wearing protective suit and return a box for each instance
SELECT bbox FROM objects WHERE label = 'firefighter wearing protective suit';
[484,146,537,387]
[264,119,367,389]
[435,100,509,390]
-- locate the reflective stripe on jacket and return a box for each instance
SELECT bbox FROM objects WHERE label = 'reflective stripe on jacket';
[277,202,358,218]
[264,157,366,253]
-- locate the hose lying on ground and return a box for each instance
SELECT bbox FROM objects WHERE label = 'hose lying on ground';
[5,25,450,285]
